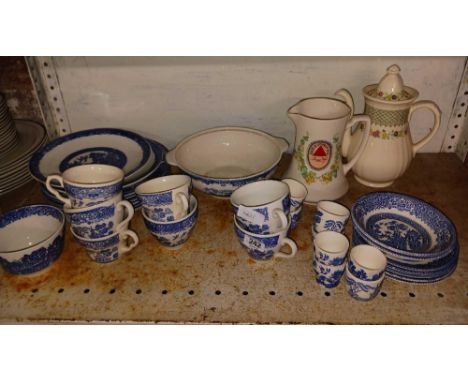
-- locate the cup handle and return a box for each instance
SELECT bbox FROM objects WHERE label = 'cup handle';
[177,193,189,214]
[45,175,71,207]
[409,100,441,156]
[120,230,139,254]
[116,200,135,231]
[335,88,355,157]
[273,238,298,259]
[342,115,371,175]
[273,209,288,230]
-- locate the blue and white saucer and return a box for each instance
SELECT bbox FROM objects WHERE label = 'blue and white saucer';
[352,192,457,264]
[30,128,152,184]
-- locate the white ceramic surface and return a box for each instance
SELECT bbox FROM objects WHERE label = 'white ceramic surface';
[230,180,290,235]
[283,96,370,202]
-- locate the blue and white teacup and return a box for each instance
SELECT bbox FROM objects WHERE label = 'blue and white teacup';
[289,206,303,232]
[46,164,124,208]
[142,195,198,248]
[64,194,134,239]
[0,205,65,275]
[230,180,290,235]
[234,217,297,261]
[314,200,350,236]
[345,264,384,302]
[313,230,349,266]
[135,175,191,222]
[348,244,387,281]
[313,259,346,288]
[71,228,139,263]
[282,178,307,212]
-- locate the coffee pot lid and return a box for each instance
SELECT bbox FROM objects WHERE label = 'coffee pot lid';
[364,64,418,103]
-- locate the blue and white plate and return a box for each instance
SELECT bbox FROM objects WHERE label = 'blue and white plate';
[352,192,457,264]
[30,128,152,184]
[352,228,458,284]
[39,137,170,210]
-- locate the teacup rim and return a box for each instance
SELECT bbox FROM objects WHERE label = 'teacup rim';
[230,180,289,208]
[314,230,350,254]
[345,264,385,284]
[70,225,132,243]
[0,204,64,254]
[233,214,291,238]
[61,164,124,187]
[142,195,198,224]
[135,174,191,196]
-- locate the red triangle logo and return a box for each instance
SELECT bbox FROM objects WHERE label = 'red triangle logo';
[313,145,327,156]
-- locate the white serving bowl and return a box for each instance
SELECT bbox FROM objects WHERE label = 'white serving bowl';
[166,127,289,197]
[0,205,65,275]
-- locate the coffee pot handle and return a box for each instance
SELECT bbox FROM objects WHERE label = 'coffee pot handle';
[409,100,441,156]
[342,115,371,175]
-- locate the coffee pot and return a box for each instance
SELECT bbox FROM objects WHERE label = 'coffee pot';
[338,64,441,187]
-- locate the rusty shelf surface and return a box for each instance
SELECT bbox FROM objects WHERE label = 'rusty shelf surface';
[0,154,467,324]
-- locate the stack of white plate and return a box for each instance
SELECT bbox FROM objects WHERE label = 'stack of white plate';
[0,95,20,156]
[29,128,170,209]
[0,104,47,196]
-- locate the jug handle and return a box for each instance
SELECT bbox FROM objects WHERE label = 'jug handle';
[409,100,441,156]
[342,115,371,175]
[335,89,355,157]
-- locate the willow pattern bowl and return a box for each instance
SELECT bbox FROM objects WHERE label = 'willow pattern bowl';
[166,127,289,197]
[0,205,65,275]
[351,192,457,263]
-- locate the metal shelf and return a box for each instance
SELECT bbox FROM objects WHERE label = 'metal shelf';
[0,154,467,324]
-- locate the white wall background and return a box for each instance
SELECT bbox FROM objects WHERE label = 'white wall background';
[53,57,465,152]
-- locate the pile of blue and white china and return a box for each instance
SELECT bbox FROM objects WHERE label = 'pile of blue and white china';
[0,204,65,275]
[138,175,198,248]
[351,192,459,284]
[0,94,47,196]
[29,128,170,209]
[312,200,388,301]
[47,164,139,263]
[231,179,307,261]
[312,200,351,289]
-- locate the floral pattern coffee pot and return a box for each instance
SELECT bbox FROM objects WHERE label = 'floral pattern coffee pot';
[338,64,441,187]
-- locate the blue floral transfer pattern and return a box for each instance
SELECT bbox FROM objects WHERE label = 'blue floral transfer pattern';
[0,234,64,275]
[59,147,128,173]
[345,275,381,301]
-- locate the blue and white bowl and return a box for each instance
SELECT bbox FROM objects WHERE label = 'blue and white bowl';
[352,228,458,283]
[143,195,198,248]
[345,265,384,302]
[0,205,65,275]
[71,228,139,263]
[351,192,457,263]
[166,126,289,197]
